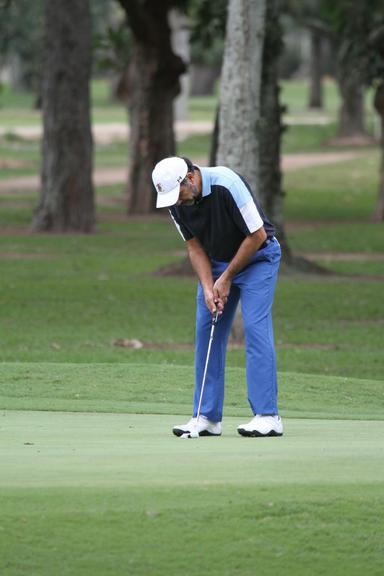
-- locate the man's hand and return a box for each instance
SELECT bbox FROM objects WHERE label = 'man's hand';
[213,273,232,311]
[203,287,224,314]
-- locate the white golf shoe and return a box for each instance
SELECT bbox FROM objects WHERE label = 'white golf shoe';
[237,415,283,437]
[173,416,222,438]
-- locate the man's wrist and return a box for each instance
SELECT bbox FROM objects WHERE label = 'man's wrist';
[202,281,214,293]
[222,268,235,281]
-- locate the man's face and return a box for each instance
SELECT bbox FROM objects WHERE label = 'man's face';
[176,172,200,206]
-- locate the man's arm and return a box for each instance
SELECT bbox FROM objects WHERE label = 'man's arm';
[186,238,222,313]
[213,226,267,305]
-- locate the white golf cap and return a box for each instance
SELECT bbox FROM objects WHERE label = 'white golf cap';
[152,157,188,208]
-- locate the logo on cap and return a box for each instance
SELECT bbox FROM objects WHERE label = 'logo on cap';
[156,183,163,192]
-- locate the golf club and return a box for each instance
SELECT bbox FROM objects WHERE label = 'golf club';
[185,308,220,439]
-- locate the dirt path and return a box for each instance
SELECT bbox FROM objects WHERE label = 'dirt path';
[0,151,367,194]
[0,169,128,193]
[0,121,214,145]
[0,114,334,143]
[281,151,366,171]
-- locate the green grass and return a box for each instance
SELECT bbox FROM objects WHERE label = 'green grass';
[1,363,383,419]
[0,77,377,174]
[187,94,217,121]
[0,151,383,380]
[0,83,36,108]
[0,137,40,178]
[0,126,376,177]
[0,76,369,127]
[281,78,375,118]
[178,132,212,159]
[1,411,384,576]
[281,122,336,153]
[0,77,377,146]
[0,123,372,176]
[94,141,129,167]
[284,154,381,222]
[0,221,382,379]
[1,483,383,576]
[288,222,383,253]
[0,150,383,379]
[315,259,384,276]
[281,78,339,114]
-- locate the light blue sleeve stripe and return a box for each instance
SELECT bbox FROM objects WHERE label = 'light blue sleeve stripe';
[204,166,253,208]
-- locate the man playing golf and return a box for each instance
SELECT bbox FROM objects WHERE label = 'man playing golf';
[152,156,283,438]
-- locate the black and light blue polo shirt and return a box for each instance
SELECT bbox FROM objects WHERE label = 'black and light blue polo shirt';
[169,166,275,262]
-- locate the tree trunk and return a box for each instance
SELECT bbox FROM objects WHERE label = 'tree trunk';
[118,1,186,215]
[259,0,291,262]
[335,3,368,140]
[217,0,266,343]
[34,0,94,232]
[217,0,266,194]
[337,75,366,138]
[209,105,220,166]
[126,46,177,214]
[170,9,190,122]
[372,82,384,222]
[308,28,323,109]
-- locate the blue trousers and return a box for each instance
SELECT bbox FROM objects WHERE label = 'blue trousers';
[193,239,281,422]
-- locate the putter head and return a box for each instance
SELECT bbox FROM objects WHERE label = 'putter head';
[179,429,199,439]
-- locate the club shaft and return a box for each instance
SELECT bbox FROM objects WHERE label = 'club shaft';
[196,321,216,421]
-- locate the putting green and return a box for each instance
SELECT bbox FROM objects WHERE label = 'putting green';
[1,411,384,488]
[1,411,384,576]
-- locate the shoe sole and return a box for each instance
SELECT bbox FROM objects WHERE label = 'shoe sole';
[173,428,221,438]
[237,428,283,437]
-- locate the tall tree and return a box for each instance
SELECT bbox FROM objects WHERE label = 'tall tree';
[217,0,285,343]
[259,0,292,261]
[368,25,384,222]
[326,0,384,218]
[189,0,227,165]
[281,1,327,110]
[318,0,369,139]
[33,0,94,232]
[285,0,369,137]
[335,7,367,138]
[373,83,384,221]
[0,0,43,94]
[217,0,266,190]
[117,0,187,214]
[217,0,293,261]
[308,26,323,109]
